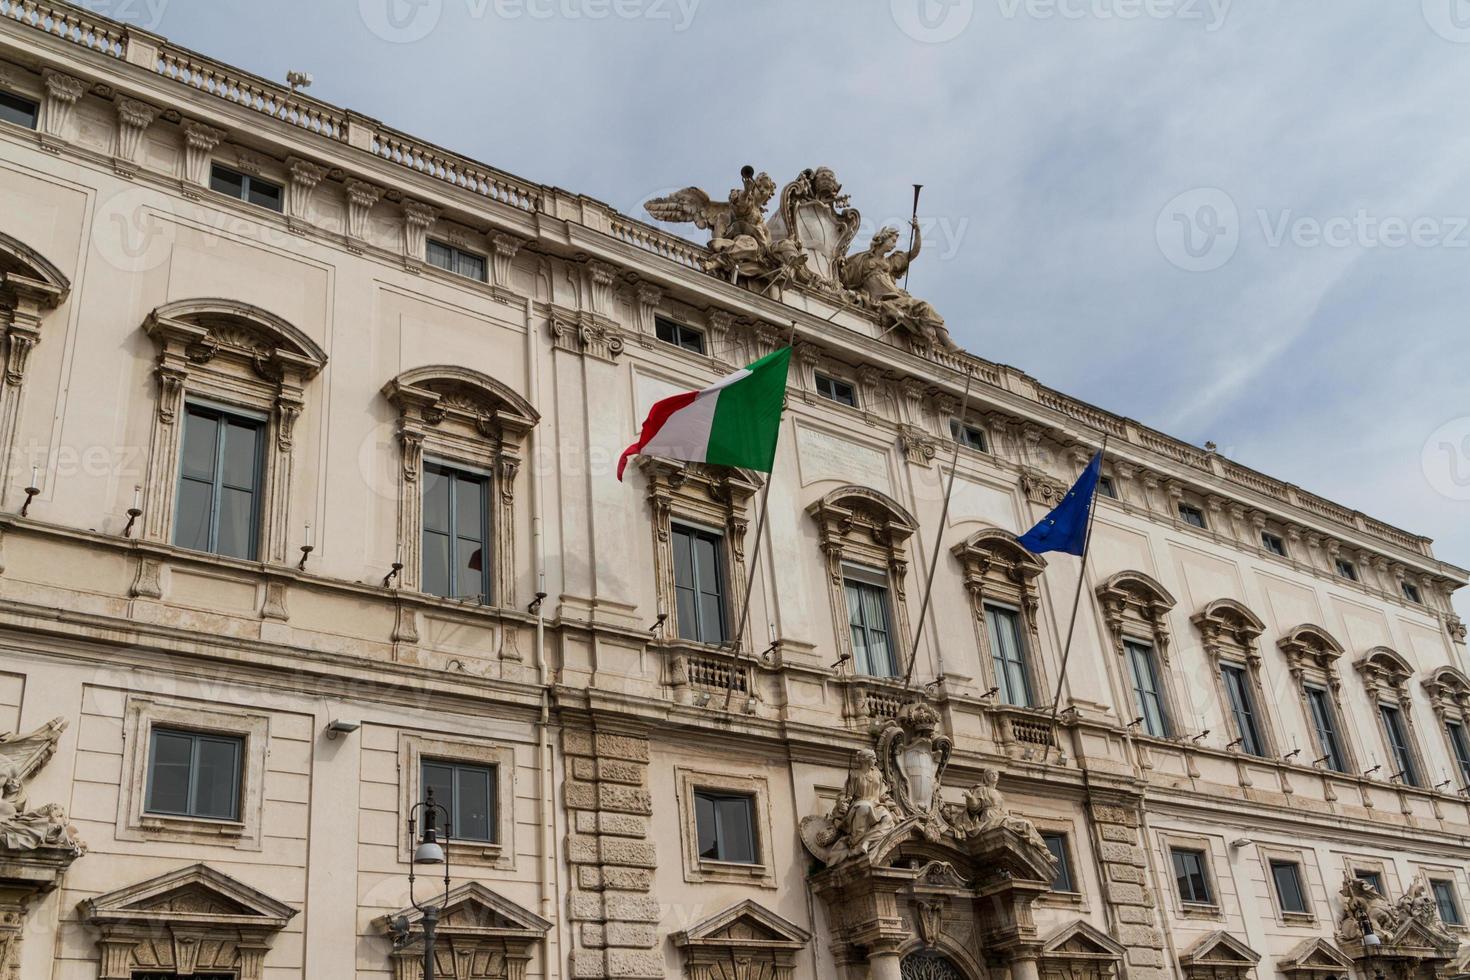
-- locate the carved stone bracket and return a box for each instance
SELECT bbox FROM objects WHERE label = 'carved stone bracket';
[285,158,329,224]
[548,307,623,362]
[113,95,158,171]
[40,69,85,146]
[182,121,226,188]
[344,179,385,242]
[491,232,526,289]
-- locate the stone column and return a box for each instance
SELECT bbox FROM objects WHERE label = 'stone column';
[867,945,903,980]
[1010,952,1041,980]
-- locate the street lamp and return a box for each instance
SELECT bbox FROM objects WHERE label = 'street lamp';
[407,786,452,980]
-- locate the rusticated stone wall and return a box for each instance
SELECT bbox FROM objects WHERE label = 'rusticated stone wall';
[1088,799,1167,980]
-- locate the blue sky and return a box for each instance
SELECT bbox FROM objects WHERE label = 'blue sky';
[111,0,1470,616]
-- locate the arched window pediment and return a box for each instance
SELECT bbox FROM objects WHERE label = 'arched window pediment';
[0,230,70,301]
[384,364,539,438]
[1423,666,1470,714]
[951,527,1047,582]
[1277,624,1345,671]
[0,233,70,493]
[1095,570,1177,615]
[1192,598,1266,658]
[146,299,327,382]
[807,485,918,545]
[1355,646,1415,692]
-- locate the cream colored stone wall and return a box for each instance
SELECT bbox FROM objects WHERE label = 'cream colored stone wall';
[0,7,1464,980]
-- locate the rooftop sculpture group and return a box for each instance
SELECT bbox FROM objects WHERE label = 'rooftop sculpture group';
[646,167,961,354]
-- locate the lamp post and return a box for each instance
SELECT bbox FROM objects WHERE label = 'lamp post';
[1358,911,1384,980]
[408,786,452,980]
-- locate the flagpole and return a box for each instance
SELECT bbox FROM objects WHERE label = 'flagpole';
[723,323,798,711]
[902,184,923,293]
[904,365,975,689]
[1046,434,1110,737]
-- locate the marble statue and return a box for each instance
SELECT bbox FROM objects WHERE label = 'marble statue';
[946,769,1048,853]
[0,719,84,855]
[800,748,898,865]
[645,167,806,289]
[840,222,959,352]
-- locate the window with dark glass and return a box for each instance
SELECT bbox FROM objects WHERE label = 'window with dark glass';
[1354,869,1385,895]
[1221,663,1265,756]
[1043,832,1076,892]
[1305,685,1347,773]
[1447,720,1470,788]
[950,419,987,452]
[145,728,242,820]
[209,163,283,212]
[426,239,488,282]
[1335,558,1358,582]
[654,316,706,354]
[174,403,265,560]
[671,523,727,644]
[422,463,490,603]
[1262,532,1288,557]
[421,759,496,843]
[1402,581,1423,604]
[814,373,857,407]
[1171,848,1213,905]
[1380,704,1420,787]
[694,790,756,864]
[845,572,896,678]
[1178,504,1207,528]
[1270,860,1309,914]
[1097,476,1118,499]
[1125,640,1170,737]
[0,89,38,129]
[985,603,1032,707]
[1432,879,1463,926]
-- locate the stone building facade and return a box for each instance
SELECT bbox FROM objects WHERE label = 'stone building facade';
[0,6,1465,980]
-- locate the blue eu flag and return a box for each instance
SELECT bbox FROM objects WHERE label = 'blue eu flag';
[1016,453,1102,556]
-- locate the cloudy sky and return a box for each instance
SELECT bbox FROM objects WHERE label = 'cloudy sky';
[122,0,1469,615]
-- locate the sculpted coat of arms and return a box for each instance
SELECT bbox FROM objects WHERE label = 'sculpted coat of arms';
[646,166,961,353]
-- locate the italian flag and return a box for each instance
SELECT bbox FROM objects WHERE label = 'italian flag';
[618,347,792,481]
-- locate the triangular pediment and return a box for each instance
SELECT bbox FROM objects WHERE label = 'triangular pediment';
[388,882,550,940]
[1179,932,1260,974]
[82,863,296,930]
[673,900,812,950]
[1042,921,1126,959]
[1279,938,1353,972]
[1386,915,1458,953]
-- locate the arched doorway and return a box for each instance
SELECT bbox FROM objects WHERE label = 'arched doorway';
[902,951,969,980]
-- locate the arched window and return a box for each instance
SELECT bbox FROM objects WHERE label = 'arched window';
[807,487,916,687]
[951,528,1049,710]
[0,231,69,493]
[382,365,538,616]
[1277,624,1355,775]
[1355,647,1427,788]
[1095,571,1179,739]
[141,300,326,564]
[1192,599,1276,758]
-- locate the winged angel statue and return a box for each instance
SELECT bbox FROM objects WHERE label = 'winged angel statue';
[645,166,807,290]
[0,718,85,854]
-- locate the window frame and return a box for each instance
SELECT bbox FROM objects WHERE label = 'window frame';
[692,789,758,865]
[1304,684,1348,773]
[1335,557,1359,582]
[144,727,244,822]
[1043,831,1077,893]
[1178,503,1208,529]
[844,564,898,679]
[0,88,39,130]
[173,400,267,562]
[669,521,729,645]
[399,733,516,869]
[426,237,489,283]
[1431,878,1463,927]
[654,315,706,355]
[1220,661,1266,756]
[677,768,775,887]
[1261,531,1288,557]
[420,757,498,845]
[1379,702,1421,787]
[1097,475,1118,499]
[949,418,988,453]
[1170,846,1216,907]
[813,372,857,408]
[1402,581,1423,604]
[208,162,284,213]
[1268,859,1312,917]
[1447,719,1470,789]
[1125,640,1171,737]
[420,458,493,604]
[985,600,1034,708]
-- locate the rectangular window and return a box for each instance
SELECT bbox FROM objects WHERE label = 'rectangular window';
[209,163,283,212]
[422,463,491,603]
[426,239,488,282]
[1380,704,1420,787]
[1125,640,1170,737]
[1171,847,1214,905]
[1335,558,1358,582]
[845,573,896,678]
[1402,581,1423,604]
[1262,532,1288,557]
[421,759,496,843]
[814,373,857,408]
[145,728,242,820]
[1097,476,1118,499]
[174,403,265,560]
[694,790,756,864]
[985,603,1033,708]
[1221,663,1265,756]
[1433,880,1463,926]
[0,89,38,130]
[1042,832,1076,892]
[671,523,727,644]
[654,316,706,354]
[1270,860,1309,914]
[1305,686,1347,773]
[1447,720,1470,788]
[1178,504,1207,528]
[1354,869,1385,895]
[950,419,988,452]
